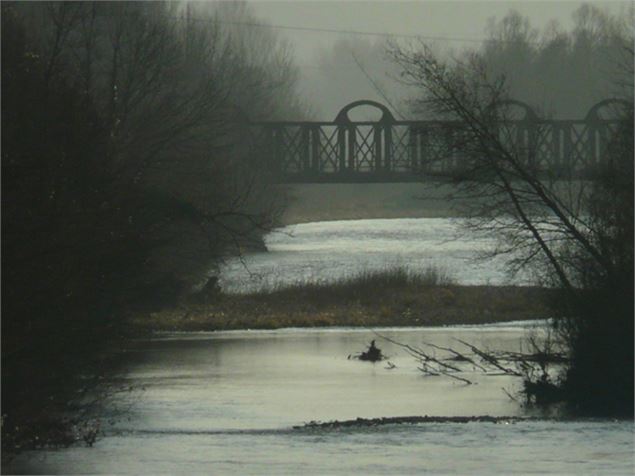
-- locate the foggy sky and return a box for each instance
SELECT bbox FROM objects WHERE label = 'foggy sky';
[249,1,630,119]
[251,1,625,57]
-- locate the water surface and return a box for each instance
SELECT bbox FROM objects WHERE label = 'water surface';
[9,324,633,474]
[219,218,530,293]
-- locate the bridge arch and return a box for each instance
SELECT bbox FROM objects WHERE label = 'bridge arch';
[334,100,395,124]
[585,98,630,121]
[488,99,538,121]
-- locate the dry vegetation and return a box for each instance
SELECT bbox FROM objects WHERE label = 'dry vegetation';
[129,269,553,332]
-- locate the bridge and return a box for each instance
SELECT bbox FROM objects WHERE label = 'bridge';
[251,98,628,183]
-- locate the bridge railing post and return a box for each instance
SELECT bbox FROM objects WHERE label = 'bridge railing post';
[419,127,430,174]
[443,127,453,173]
[552,124,562,174]
[587,122,598,170]
[301,126,310,175]
[408,126,418,174]
[562,123,573,173]
[348,125,356,172]
[311,126,320,174]
[337,126,346,174]
[373,124,382,172]
[383,123,392,173]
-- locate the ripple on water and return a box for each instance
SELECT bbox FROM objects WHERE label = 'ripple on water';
[219,218,532,293]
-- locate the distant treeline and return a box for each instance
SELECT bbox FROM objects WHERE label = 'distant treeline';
[479,4,633,118]
[1,0,307,453]
[304,3,633,120]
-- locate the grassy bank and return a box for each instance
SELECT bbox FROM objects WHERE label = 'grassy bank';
[128,269,553,332]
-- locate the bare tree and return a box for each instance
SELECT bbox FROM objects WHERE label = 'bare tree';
[390,43,598,288]
[34,2,295,284]
[2,1,307,454]
[387,34,633,414]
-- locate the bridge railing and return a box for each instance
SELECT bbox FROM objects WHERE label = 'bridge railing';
[250,99,629,183]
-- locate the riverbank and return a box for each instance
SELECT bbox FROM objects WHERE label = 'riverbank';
[128,275,554,332]
[277,181,594,225]
[278,183,468,225]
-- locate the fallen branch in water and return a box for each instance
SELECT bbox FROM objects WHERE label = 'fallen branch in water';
[372,331,474,385]
[367,328,568,405]
[421,340,488,372]
[454,339,523,377]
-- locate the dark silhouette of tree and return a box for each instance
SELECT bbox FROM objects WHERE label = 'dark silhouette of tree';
[2,1,307,456]
[387,16,633,414]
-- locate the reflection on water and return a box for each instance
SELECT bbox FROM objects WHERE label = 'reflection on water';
[219,218,531,293]
[112,325,534,432]
[9,324,634,475]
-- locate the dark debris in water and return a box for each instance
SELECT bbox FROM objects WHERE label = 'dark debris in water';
[349,340,385,362]
[294,415,541,430]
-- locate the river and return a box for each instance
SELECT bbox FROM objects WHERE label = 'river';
[219,218,531,293]
[8,325,633,474]
[7,218,633,474]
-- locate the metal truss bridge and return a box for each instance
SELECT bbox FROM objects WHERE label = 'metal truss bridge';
[250,98,628,183]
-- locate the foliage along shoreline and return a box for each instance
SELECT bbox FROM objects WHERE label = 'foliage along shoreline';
[128,283,554,333]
